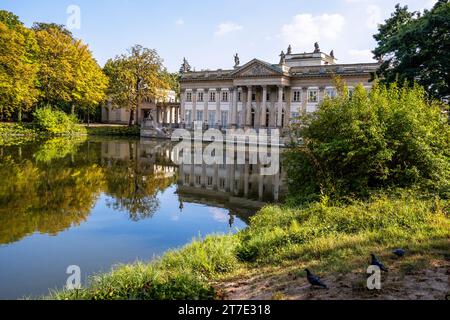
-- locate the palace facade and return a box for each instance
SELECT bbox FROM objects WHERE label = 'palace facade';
[179,43,379,131]
[102,90,179,125]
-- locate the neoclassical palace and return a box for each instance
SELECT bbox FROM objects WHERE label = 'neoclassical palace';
[179,43,379,131]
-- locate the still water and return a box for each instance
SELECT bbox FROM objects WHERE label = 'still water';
[0,137,285,299]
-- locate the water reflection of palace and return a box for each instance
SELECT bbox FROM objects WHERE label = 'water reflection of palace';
[101,139,286,220]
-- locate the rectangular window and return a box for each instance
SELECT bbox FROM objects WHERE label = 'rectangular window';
[207,176,213,187]
[293,91,301,102]
[219,178,226,189]
[238,92,242,102]
[184,174,190,183]
[196,176,202,185]
[198,92,204,102]
[282,93,286,102]
[308,90,318,103]
[209,91,216,102]
[186,92,192,102]
[252,93,256,102]
[222,91,229,102]
[196,110,203,121]
[326,88,336,98]
[266,92,270,101]
[221,111,228,127]
[208,111,216,127]
[185,110,192,124]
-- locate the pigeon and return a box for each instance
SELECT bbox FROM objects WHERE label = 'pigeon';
[305,269,328,289]
[370,254,388,272]
[392,249,405,258]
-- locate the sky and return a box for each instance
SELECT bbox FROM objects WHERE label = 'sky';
[1,0,438,72]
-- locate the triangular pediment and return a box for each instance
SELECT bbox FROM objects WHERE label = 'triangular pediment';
[232,59,283,77]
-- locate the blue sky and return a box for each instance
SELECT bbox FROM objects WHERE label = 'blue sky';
[1,0,437,72]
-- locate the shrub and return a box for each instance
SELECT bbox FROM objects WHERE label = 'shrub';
[33,108,86,135]
[287,81,450,202]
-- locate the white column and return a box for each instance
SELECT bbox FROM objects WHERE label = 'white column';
[203,90,208,127]
[260,86,267,127]
[231,87,238,128]
[277,86,283,127]
[180,91,185,125]
[246,86,252,127]
[216,88,221,128]
[284,87,291,128]
[192,89,197,122]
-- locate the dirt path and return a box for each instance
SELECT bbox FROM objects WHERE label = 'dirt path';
[221,259,449,300]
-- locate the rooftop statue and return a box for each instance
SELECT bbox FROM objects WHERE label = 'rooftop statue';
[287,45,292,55]
[234,53,240,68]
[279,50,286,65]
[179,57,191,73]
[314,42,320,53]
[330,50,335,59]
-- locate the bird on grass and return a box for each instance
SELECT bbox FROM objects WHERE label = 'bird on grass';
[305,269,328,289]
[370,254,388,272]
[392,249,405,258]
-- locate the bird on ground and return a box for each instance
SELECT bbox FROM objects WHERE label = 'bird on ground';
[392,248,405,258]
[305,269,328,289]
[370,254,388,272]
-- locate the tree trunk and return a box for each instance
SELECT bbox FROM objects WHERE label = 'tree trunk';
[129,109,135,127]
[87,110,90,127]
[71,105,75,115]
[18,108,22,123]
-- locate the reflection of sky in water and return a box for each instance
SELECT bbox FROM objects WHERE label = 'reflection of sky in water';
[0,186,246,299]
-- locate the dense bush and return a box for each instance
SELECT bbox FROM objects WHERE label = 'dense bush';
[32,108,86,135]
[287,81,450,202]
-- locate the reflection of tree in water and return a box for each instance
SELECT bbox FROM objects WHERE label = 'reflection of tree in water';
[0,138,104,244]
[0,138,177,244]
[104,142,176,221]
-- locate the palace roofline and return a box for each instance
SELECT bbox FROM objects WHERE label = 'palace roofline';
[180,61,380,82]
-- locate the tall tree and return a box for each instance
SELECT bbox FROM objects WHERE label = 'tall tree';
[33,24,77,109]
[104,45,169,126]
[71,41,108,119]
[0,11,39,121]
[33,23,108,116]
[373,1,450,99]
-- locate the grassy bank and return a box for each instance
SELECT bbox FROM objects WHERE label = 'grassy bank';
[50,190,450,300]
[85,125,140,137]
[0,123,140,145]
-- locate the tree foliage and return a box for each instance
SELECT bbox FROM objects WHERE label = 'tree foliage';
[287,80,450,202]
[373,1,450,99]
[33,23,108,113]
[0,11,108,121]
[104,45,170,126]
[0,11,39,120]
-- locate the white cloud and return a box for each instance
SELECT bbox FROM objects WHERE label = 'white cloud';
[215,22,243,36]
[281,14,345,49]
[175,18,184,26]
[209,208,229,223]
[366,5,382,29]
[348,49,375,62]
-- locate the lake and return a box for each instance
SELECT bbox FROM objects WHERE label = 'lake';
[0,137,285,299]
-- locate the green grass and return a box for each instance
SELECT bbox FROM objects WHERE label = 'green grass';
[0,121,87,146]
[85,125,140,137]
[48,190,450,300]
